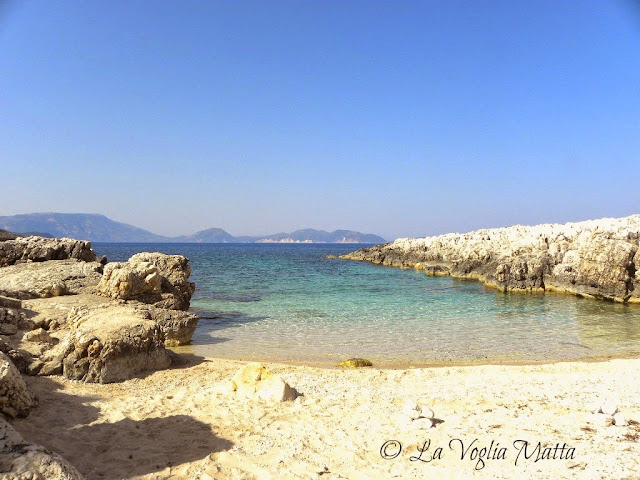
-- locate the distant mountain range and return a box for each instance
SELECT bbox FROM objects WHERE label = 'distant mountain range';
[0,213,385,244]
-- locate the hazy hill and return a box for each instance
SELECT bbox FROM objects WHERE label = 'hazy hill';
[177,228,236,243]
[257,229,385,243]
[0,213,385,244]
[0,213,168,242]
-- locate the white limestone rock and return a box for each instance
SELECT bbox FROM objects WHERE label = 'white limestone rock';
[590,413,614,427]
[402,400,422,420]
[613,412,628,427]
[230,363,298,403]
[341,215,640,303]
[410,417,434,430]
[601,402,618,416]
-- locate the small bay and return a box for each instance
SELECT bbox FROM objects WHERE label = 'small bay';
[95,243,640,367]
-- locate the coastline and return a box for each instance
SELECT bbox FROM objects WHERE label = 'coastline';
[171,343,640,370]
[2,219,640,479]
[11,354,640,479]
[340,215,640,305]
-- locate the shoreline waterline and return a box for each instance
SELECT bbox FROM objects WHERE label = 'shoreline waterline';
[169,345,640,370]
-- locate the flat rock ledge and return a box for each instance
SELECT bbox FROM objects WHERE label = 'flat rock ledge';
[0,418,84,480]
[0,237,96,268]
[0,259,103,300]
[341,215,640,304]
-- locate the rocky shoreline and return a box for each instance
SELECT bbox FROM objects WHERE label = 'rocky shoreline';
[0,235,198,478]
[341,215,640,304]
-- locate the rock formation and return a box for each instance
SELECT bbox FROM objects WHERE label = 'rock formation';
[341,215,640,304]
[0,419,84,480]
[97,253,195,311]
[0,260,103,300]
[145,307,199,347]
[0,352,37,419]
[36,305,171,383]
[0,236,96,267]
[0,237,198,384]
[0,235,201,477]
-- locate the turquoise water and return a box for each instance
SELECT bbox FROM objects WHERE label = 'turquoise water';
[95,243,640,367]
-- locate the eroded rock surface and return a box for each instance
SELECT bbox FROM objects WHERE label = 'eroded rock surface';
[0,240,199,384]
[97,253,195,310]
[0,418,84,480]
[40,305,171,383]
[341,215,640,303]
[0,352,37,419]
[0,237,96,267]
[146,308,198,346]
[0,260,103,300]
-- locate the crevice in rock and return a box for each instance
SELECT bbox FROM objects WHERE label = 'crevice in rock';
[625,261,636,301]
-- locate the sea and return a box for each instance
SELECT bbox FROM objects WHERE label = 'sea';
[94,243,640,367]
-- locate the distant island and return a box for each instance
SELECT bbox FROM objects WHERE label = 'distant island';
[0,213,385,244]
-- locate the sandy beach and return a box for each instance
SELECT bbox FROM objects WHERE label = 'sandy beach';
[10,355,640,480]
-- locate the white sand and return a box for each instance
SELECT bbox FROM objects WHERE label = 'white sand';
[11,356,640,479]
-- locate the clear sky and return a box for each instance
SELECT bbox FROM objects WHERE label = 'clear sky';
[1,1,639,240]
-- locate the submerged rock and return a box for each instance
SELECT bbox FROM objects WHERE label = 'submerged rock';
[338,358,373,369]
[341,215,640,304]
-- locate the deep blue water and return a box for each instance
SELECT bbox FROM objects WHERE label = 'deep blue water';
[94,243,640,367]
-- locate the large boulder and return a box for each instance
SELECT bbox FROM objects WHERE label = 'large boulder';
[145,308,198,346]
[0,418,84,479]
[97,253,195,310]
[40,305,171,383]
[0,260,103,300]
[0,352,37,418]
[96,260,162,300]
[0,237,96,267]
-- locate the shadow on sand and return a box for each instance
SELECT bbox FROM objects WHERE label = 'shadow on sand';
[12,370,233,479]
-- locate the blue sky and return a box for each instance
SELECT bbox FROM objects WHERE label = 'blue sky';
[1,1,639,240]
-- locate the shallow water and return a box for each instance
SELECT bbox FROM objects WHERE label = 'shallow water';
[95,243,640,367]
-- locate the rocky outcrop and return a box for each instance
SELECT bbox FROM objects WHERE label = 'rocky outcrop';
[0,418,84,479]
[341,215,640,303]
[0,260,103,300]
[97,253,195,311]
[0,237,96,267]
[0,352,37,419]
[38,305,171,383]
[146,308,198,346]
[0,239,199,384]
